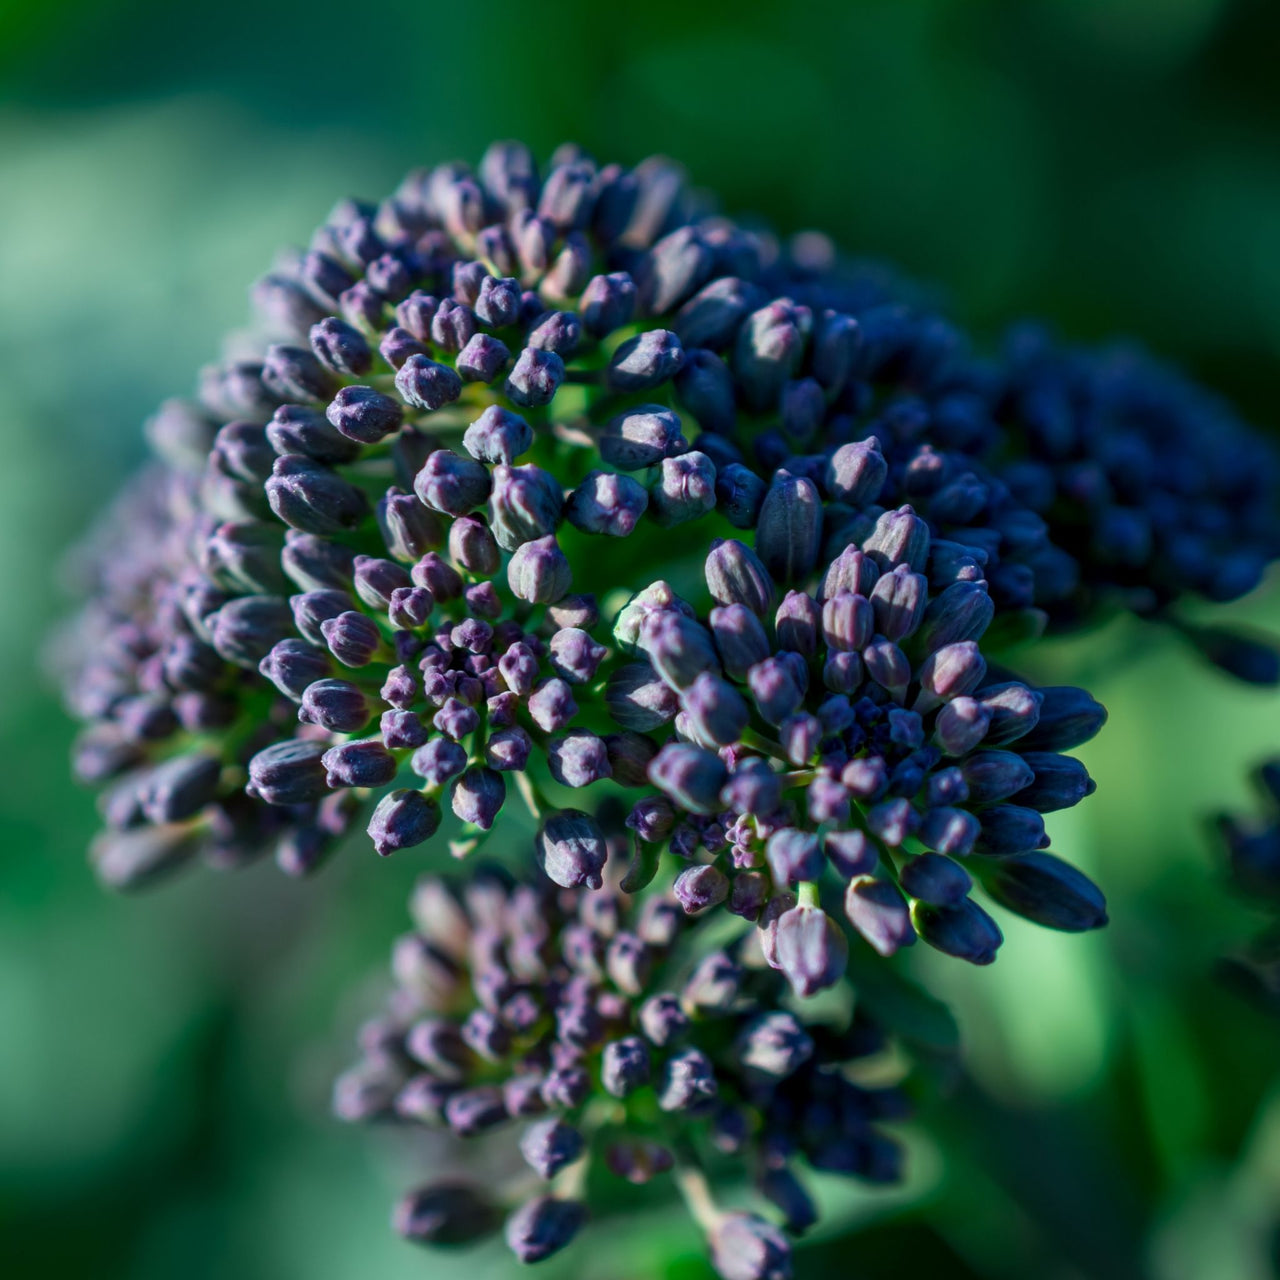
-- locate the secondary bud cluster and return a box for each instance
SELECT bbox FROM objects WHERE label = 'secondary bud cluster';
[337,858,907,1275]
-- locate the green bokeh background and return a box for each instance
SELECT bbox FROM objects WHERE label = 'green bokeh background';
[2,0,1279,1275]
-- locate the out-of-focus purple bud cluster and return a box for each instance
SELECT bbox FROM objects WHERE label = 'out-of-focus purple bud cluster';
[336,857,908,1276]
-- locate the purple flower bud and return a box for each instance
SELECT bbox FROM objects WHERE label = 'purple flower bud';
[672,275,759,350]
[735,301,808,412]
[716,462,767,529]
[866,796,917,847]
[320,611,383,667]
[600,405,687,471]
[490,463,563,550]
[674,346,736,435]
[528,678,578,731]
[918,807,980,856]
[808,775,851,825]
[447,514,500,575]
[974,682,1043,746]
[914,641,987,714]
[548,628,607,684]
[961,750,1037,805]
[392,1183,498,1246]
[451,766,506,829]
[414,448,492,517]
[638,993,689,1047]
[433,697,480,741]
[600,1036,651,1098]
[823,829,876,879]
[256,638,329,701]
[984,851,1108,931]
[289,589,353,645]
[246,740,328,806]
[264,405,359,469]
[721,758,782,819]
[462,405,531,467]
[821,591,875,652]
[564,470,649,537]
[322,738,397,789]
[640,609,718,691]
[451,332,507,383]
[766,828,824,885]
[548,730,612,788]
[580,271,637,337]
[649,743,728,814]
[657,1046,717,1111]
[378,708,427,750]
[352,555,412,610]
[681,672,749,747]
[756,470,822,583]
[378,325,427,370]
[934,696,992,756]
[473,273,520,328]
[411,736,468,785]
[412,551,464,601]
[497,641,539,696]
[322,386,402,447]
[866,565,926,642]
[506,346,565,407]
[673,864,730,915]
[862,504,930,574]
[266,455,368,536]
[735,1011,814,1077]
[912,898,1002,965]
[844,876,916,956]
[261,343,336,404]
[862,639,911,700]
[377,487,444,561]
[626,795,677,845]
[483,726,531,773]
[537,810,607,890]
[604,662,679,731]
[508,536,572,603]
[297,677,369,732]
[608,328,685,392]
[368,788,441,856]
[900,853,972,906]
[1016,686,1108,751]
[826,438,888,506]
[519,1117,584,1181]
[547,594,599,630]
[774,904,847,997]
[706,605,768,681]
[974,805,1049,856]
[1013,752,1096,812]
[747,658,803,726]
[504,1197,586,1265]
[917,580,994,653]
[704,539,774,616]
[387,586,433,630]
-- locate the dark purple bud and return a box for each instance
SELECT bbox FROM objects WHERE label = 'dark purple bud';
[715,462,766,529]
[821,591,875,652]
[984,851,1108,930]
[808,775,851,824]
[639,610,718,691]
[368,788,441,856]
[536,810,607,890]
[381,709,429,750]
[649,743,728,814]
[607,328,684,393]
[774,904,847,997]
[430,298,476,352]
[299,677,370,732]
[581,271,637,337]
[1015,686,1108,751]
[961,750,1036,805]
[394,354,463,412]
[505,346,565,407]
[306,317,371,379]
[210,421,275,483]
[262,343,336,404]
[282,531,356,592]
[452,333,508,383]
[265,404,361,467]
[528,678,578,732]
[388,586,434,630]
[821,546,879,601]
[378,326,427,370]
[812,310,861,392]
[974,805,1049,856]
[258,638,330,701]
[736,1011,813,1077]
[627,794,677,843]
[451,766,506,829]
[974,682,1043,746]
[681,672,749,747]
[770,592,818,660]
[565,470,649,537]
[462,405,532,465]
[747,658,803,726]
[760,1167,818,1236]
[320,610,383,667]
[490,463,563,551]
[639,993,689,1047]
[844,876,916,956]
[266,455,368,535]
[375,487,443,562]
[918,807,980,856]
[497,641,540,696]
[207,595,292,667]
[548,731,612,788]
[504,1197,586,1265]
[657,1047,717,1111]
[673,864,730,915]
[247,740,328,806]
[322,738,397,789]
[900,853,972,906]
[381,665,418,711]
[673,275,759,350]
[913,898,1002,965]
[131,753,220,825]
[735,301,808,412]
[600,405,687,471]
[863,505,930,574]
[781,377,824,445]
[934,696,992,756]
[869,566,927,643]
[710,1213,792,1280]
[547,594,599,631]
[433,697,481,741]
[414,448,492,517]
[508,535,572,603]
[914,641,987,714]
[325,384,404,444]
[472,273,520,327]
[444,1086,507,1137]
[353,555,412,609]
[766,829,823,885]
[393,1183,498,1246]
[824,829,876,878]
[916,581,994,653]
[721,758,782,819]
[705,539,774,615]
[519,1118,584,1181]
[548,628,607,684]
[1013,752,1096,812]
[709,605,770,681]
[674,347,736,434]
[412,552,464,601]
[600,1036,651,1098]
[826,438,888,506]
[756,470,822,583]
[862,639,911,699]
[445,515,498,575]
[411,737,468,785]
[484,726,532,773]
[867,796,917,846]
[604,662,678,731]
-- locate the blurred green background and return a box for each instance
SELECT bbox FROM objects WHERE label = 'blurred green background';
[3,0,1280,1276]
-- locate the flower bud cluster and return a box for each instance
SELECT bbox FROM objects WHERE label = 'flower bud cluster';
[337,858,906,1275]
